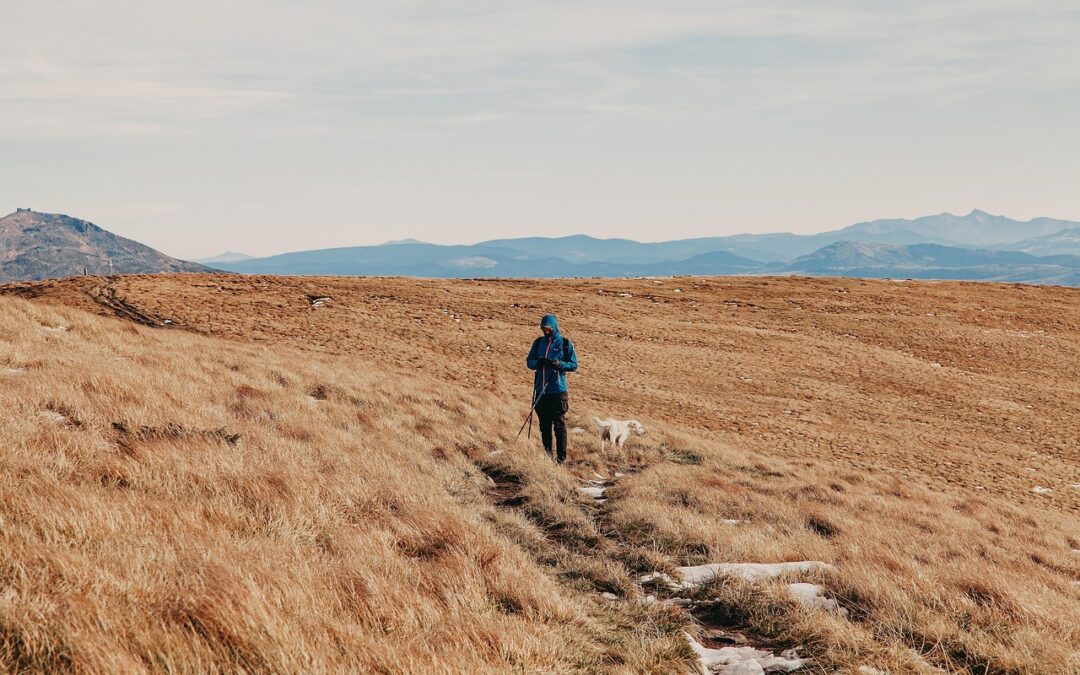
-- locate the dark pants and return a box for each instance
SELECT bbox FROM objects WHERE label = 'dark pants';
[537,393,568,463]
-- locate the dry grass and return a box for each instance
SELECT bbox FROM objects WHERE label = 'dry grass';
[1,273,1078,673]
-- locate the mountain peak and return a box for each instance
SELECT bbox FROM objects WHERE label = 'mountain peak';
[195,251,255,264]
[0,210,209,282]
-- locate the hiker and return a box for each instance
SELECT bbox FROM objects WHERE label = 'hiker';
[526,314,579,463]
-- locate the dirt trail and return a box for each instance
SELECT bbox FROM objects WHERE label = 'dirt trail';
[476,446,818,674]
[85,281,170,327]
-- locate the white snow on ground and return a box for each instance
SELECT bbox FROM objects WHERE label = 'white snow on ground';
[40,325,68,333]
[642,562,835,592]
[721,519,746,526]
[571,427,586,434]
[600,592,618,601]
[1070,484,1080,490]
[1031,486,1053,495]
[579,486,606,499]
[685,633,804,674]
[857,667,887,675]
[785,583,847,616]
[1,367,26,376]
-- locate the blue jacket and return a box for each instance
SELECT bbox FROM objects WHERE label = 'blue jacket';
[526,314,578,397]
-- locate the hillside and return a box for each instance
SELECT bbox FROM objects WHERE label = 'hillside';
[1,274,1078,673]
[786,242,1080,285]
[840,210,1077,248]
[1005,228,1080,256]
[0,209,209,282]
[216,241,764,278]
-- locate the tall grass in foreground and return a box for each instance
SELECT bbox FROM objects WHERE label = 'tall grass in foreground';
[0,299,693,672]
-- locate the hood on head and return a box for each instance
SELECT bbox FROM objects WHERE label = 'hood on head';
[540,314,559,332]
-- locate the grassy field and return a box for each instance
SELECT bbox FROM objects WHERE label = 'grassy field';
[1,273,1078,673]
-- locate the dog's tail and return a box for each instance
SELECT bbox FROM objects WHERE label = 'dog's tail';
[593,417,604,428]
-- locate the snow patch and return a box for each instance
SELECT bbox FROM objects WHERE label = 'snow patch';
[600,592,618,601]
[40,325,68,333]
[571,427,586,434]
[642,562,834,592]
[1031,486,1053,495]
[785,583,847,616]
[1,367,26,376]
[1070,484,1080,491]
[685,633,805,674]
[579,486,606,500]
[721,519,746,526]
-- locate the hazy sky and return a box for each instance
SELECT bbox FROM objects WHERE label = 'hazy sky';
[2,1,1079,258]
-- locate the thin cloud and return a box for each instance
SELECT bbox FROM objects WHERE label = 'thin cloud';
[2,1,1078,251]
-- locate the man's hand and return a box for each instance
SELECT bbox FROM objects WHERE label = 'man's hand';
[549,359,562,370]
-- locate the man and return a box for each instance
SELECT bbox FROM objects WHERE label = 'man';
[526,314,579,464]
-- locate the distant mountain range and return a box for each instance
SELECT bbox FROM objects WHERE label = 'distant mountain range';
[0,209,208,283]
[3,208,1079,285]
[212,210,1080,285]
[786,242,1080,285]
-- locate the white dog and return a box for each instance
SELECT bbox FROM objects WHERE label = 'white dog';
[594,417,646,451]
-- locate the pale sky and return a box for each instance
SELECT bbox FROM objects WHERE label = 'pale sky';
[2,1,1079,259]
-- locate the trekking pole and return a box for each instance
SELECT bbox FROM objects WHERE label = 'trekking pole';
[515,387,543,440]
[516,356,550,440]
